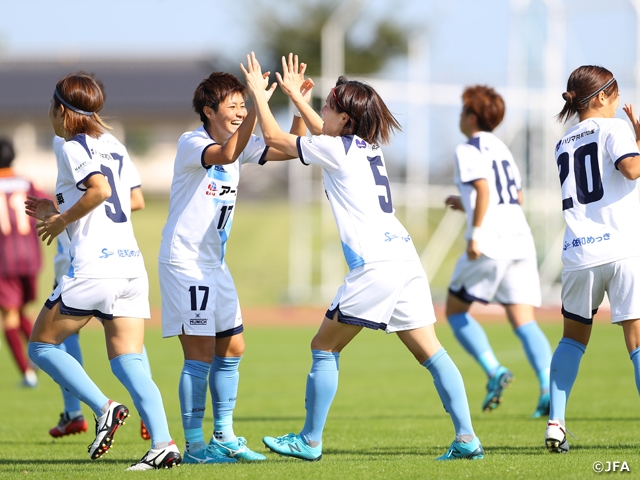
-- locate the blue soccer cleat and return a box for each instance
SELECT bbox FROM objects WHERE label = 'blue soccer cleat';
[436,436,485,460]
[482,366,514,412]
[182,445,237,464]
[262,433,322,461]
[531,391,550,419]
[208,437,266,461]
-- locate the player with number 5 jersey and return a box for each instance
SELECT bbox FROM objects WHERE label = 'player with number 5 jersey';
[545,65,640,454]
[444,86,551,419]
[242,51,483,461]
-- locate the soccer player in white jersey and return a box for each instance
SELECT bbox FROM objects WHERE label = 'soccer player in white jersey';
[545,66,640,453]
[241,52,483,461]
[48,135,153,442]
[25,73,180,470]
[444,86,552,418]
[159,69,311,463]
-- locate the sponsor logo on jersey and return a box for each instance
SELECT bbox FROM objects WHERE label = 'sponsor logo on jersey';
[74,161,88,172]
[190,318,208,325]
[100,248,114,258]
[56,193,64,205]
[356,138,367,148]
[556,129,596,150]
[206,181,218,196]
[384,232,411,242]
[214,165,226,172]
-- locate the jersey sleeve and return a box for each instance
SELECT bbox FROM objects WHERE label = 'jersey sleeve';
[176,131,216,172]
[296,135,344,171]
[454,143,491,184]
[62,137,103,189]
[238,135,269,165]
[606,119,640,168]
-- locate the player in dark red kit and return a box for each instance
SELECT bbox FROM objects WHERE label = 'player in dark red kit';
[0,137,45,387]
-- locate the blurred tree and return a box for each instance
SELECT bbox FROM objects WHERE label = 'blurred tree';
[251,0,407,106]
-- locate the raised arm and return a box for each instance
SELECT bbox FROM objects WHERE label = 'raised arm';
[619,103,640,180]
[241,52,299,158]
[277,53,323,135]
[203,74,277,166]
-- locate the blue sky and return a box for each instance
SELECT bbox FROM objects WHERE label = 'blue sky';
[2,0,636,86]
[3,0,639,177]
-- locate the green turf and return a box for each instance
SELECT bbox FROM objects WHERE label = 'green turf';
[2,321,640,479]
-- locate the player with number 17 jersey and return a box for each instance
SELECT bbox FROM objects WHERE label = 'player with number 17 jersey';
[555,117,640,271]
[55,133,146,279]
[158,127,267,268]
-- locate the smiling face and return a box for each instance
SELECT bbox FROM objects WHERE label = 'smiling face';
[320,92,348,137]
[204,92,247,143]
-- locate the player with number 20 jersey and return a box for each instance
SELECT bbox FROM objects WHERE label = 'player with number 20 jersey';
[555,117,640,271]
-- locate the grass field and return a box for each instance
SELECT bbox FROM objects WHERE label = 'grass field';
[2,320,640,479]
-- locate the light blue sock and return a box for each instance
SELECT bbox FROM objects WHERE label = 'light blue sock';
[448,312,500,377]
[28,341,108,415]
[423,348,474,437]
[211,355,241,443]
[300,350,339,445]
[515,321,552,392]
[549,338,586,421]
[141,345,152,378]
[110,353,171,448]
[180,360,210,453]
[630,347,640,395]
[58,334,83,413]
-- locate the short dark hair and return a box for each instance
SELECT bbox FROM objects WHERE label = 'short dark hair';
[557,65,618,123]
[0,137,15,168]
[461,85,505,132]
[329,76,401,145]
[192,72,247,125]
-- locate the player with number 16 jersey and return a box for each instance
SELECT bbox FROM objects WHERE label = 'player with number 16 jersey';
[555,116,640,271]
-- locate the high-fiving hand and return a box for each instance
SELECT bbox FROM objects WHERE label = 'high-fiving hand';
[276,53,314,104]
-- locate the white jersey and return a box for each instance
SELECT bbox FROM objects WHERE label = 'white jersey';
[54,133,146,279]
[454,131,536,260]
[555,117,640,271]
[297,134,418,269]
[159,126,268,268]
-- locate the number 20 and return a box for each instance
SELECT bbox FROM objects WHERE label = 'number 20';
[557,142,603,210]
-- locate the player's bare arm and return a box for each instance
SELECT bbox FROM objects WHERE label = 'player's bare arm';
[468,178,490,260]
[203,72,276,166]
[277,53,322,135]
[619,103,640,180]
[241,52,299,159]
[30,173,111,245]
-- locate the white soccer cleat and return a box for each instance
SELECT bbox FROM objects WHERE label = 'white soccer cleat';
[545,420,569,453]
[87,400,129,460]
[126,441,182,470]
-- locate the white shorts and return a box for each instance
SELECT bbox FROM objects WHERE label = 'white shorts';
[325,260,437,334]
[159,262,243,338]
[562,257,640,324]
[448,254,541,306]
[45,275,150,320]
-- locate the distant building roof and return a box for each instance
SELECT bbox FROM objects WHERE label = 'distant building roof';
[0,57,224,122]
